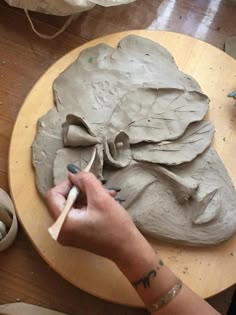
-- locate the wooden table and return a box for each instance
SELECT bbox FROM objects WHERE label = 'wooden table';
[0,1,236,314]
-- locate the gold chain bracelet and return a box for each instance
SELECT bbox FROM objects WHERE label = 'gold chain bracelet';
[146,278,183,313]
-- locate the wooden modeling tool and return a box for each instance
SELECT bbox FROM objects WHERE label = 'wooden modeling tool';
[48,148,96,241]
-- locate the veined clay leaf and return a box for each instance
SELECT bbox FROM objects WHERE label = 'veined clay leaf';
[132,121,215,165]
[105,88,209,144]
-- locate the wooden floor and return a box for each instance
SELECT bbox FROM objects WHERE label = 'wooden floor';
[0,0,236,314]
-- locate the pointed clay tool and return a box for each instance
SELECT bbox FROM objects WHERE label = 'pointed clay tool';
[48,148,96,241]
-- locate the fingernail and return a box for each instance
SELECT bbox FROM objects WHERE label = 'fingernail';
[227,90,236,98]
[67,164,81,174]
[100,178,107,184]
[108,187,121,192]
[115,197,126,203]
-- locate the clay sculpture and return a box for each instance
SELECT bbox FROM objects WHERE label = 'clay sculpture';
[32,35,236,245]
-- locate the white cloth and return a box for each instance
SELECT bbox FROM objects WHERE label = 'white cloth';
[4,0,135,16]
[4,0,135,39]
[0,303,68,315]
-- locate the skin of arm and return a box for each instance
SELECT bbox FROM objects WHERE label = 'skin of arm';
[46,172,220,315]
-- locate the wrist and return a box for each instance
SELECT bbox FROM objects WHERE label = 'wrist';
[113,231,157,281]
[112,232,178,307]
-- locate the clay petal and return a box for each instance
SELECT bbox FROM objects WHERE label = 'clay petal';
[53,144,103,185]
[32,107,64,196]
[63,114,98,147]
[125,89,209,144]
[132,121,215,165]
[63,125,98,147]
[105,163,157,209]
[64,114,96,136]
[103,131,132,168]
[192,189,221,224]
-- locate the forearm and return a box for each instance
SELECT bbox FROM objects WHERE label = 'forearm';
[47,172,220,315]
[115,234,219,315]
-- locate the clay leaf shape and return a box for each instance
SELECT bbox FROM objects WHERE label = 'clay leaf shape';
[104,88,209,144]
[192,188,221,225]
[132,121,215,165]
[53,144,104,185]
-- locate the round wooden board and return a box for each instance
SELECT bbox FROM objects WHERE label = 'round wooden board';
[9,30,236,307]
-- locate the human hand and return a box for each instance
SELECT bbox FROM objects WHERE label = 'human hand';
[47,175,216,315]
[45,172,145,263]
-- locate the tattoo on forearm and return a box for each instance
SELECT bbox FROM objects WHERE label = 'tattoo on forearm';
[131,270,157,288]
[131,259,165,289]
